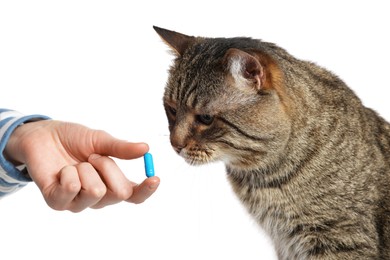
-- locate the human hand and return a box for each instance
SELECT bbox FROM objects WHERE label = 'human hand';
[4,120,160,212]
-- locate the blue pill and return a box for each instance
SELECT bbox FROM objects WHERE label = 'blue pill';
[143,153,155,177]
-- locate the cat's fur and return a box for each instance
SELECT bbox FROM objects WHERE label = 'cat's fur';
[154,26,390,259]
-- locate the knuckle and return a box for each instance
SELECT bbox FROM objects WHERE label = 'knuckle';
[65,182,81,194]
[89,186,107,199]
[115,187,133,200]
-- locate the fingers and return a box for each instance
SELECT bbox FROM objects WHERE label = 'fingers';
[43,165,81,210]
[91,130,149,160]
[44,163,107,212]
[127,176,160,204]
[42,154,160,212]
[87,154,135,209]
[72,163,107,212]
[87,154,159,208]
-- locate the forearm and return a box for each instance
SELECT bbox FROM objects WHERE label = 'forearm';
[0,109,50,198]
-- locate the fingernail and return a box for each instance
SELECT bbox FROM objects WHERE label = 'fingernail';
[89,154,102,160]
[149,182,160,189]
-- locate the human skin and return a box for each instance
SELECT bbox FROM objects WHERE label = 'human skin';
[4,120,160,212]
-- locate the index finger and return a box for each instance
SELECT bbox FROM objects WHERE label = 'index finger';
[92,130,149,159]
[127,176,160,204]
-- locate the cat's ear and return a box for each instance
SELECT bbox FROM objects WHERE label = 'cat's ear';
[153,26,195,56]
[224,48,264,91]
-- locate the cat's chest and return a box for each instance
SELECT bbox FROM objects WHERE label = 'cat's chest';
[232,184,307,258]
[236,186,299,233]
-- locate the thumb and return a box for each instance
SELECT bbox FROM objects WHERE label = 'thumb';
[91,130,149,159]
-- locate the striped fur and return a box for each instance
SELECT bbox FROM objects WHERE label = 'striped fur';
[155,26,390,259]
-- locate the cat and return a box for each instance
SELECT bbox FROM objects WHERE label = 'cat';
[153,26,390,260]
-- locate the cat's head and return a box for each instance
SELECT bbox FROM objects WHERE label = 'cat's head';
[154,26,292,171]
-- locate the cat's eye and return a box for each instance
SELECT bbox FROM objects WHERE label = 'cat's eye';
[167,106,177,116]
[196,114,214,125]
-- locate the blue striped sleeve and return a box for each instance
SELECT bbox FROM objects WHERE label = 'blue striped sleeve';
[0,109,50,198]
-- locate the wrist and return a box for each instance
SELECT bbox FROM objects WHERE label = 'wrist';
[0,111,51,178]
[3,123,24,166]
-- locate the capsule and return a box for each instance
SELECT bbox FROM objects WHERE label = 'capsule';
[143,152,155,177]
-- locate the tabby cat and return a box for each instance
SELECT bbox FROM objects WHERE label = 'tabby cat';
[154,26,390,260]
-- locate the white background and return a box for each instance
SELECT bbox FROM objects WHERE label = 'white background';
[1,1,389,259]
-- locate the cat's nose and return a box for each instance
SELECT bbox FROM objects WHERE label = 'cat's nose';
[171,138,187,154]
[172,144,186,154]
[173,146,183,153]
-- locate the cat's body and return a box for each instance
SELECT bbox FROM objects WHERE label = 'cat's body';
[154,26,390,259]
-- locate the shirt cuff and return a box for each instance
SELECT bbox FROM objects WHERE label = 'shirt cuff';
[0,110,50,197]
